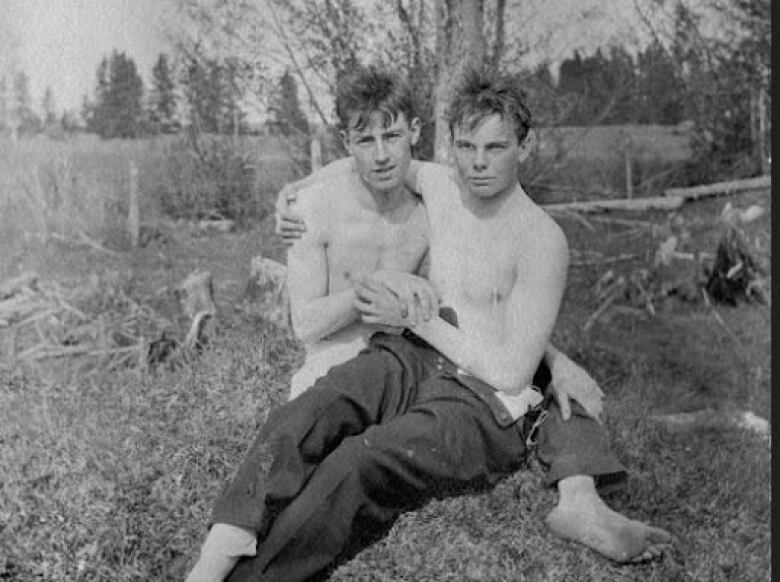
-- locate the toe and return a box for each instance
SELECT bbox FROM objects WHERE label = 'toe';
[648,526,672,544]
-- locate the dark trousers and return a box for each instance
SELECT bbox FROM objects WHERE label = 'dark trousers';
[213,333,626,582]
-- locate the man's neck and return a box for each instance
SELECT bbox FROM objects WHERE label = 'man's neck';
[460,181,522,218]
[355,178,411,215]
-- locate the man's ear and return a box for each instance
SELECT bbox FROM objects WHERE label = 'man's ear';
[517,129,536,163]
[409,117,422,146]
[339,129,352,155]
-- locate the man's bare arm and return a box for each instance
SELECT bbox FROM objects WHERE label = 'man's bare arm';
[286,194,360,344]
[414,227,569,394]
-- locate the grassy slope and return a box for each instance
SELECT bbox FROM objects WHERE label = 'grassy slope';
[0,190,770,581]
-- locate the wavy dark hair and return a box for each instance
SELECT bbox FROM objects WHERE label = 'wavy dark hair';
[335,66,416,132]
[447,69,532,144]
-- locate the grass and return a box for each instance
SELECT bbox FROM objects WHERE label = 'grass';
[0,139,771,581]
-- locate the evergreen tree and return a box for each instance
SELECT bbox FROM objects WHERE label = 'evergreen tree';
[41,85,56,124]
[88,51,145,138]
[40,85,62,136]
[0,75,8,134]
[267,69,309,136]
[13,71,40,135]
[183,57,246,135]
[635,40,683,125]
[148,53,178,134]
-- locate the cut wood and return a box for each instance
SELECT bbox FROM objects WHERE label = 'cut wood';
[178,270,216,320]
[198,219,235,233]
[571,253,637,268]
[586,216,655,228]
[245,257,290,329]
[651,409,769,440]
[0,294,51,323]
[664,175,770,199]
[0,271,39,299]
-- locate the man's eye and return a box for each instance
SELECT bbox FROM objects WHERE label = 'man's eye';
[456,143,475,151]
[488,144,507,151]
[386,133,402,140]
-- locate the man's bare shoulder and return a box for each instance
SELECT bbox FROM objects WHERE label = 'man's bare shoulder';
[415,163,458,211]
[516,192,569,264]
[292,180,342,242]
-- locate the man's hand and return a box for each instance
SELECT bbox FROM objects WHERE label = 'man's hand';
[351,271,438,327]
[549,353,604,423]
[275,183,306,245]
[351,275,407,329]
[365,270,438,325]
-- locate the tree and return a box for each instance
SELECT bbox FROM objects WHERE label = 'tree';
[40,85,63,137]
[41,85,57,124]
[635,40,682,124]
[182,55,247,135]
[87,51,145,138]
[148,53,178,134]
[267,69,309,137]
[12,71,40,136]
[432,0,486,161]
[0,75,8,135]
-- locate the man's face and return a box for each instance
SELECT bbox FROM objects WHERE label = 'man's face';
[343,112,420,194]
[451,114,523,200]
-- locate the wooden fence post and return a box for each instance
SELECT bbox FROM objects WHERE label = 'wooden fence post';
[128,160,140,249]
[620,130,633,199]
[310,134,322,172]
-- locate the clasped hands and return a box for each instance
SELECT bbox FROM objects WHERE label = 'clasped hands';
[349,270,439,329]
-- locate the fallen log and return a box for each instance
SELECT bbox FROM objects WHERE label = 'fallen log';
[543,175,770,214]
[544,196,684,214]
[664,175,770,199]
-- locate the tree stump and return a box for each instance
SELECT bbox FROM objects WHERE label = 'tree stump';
[705,224,767,305]
[245,257,290,329]
[178,270,216,350]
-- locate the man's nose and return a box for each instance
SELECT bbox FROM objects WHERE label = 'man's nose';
[374,139,390,163]
[473,148,487,170]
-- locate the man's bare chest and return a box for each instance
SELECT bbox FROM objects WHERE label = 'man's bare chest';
[429,220,525,306]
[328,207,429,276]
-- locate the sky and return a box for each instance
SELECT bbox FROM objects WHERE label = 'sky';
[5,0,678,117]
[7,0,170,114]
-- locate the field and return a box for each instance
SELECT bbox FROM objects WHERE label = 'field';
[0,138,771,581]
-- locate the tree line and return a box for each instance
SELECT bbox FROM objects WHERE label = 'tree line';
[1,0,769,181]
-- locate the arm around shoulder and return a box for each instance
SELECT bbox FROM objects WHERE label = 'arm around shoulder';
[286,190,360,344]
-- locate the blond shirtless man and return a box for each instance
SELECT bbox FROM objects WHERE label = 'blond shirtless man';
[187,68,670,582]
[283,72,600,419]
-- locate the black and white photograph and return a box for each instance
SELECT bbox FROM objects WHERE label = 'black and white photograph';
[0,1,770,580]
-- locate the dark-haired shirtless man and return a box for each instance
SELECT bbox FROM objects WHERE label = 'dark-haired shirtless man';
[186,67,670,582]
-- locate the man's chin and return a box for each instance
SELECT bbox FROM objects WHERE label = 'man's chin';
[370,178,403,192]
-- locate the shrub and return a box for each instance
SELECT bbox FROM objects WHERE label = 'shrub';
[154,133,288,225]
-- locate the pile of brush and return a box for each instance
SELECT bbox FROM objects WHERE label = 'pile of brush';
[0,269,215,377]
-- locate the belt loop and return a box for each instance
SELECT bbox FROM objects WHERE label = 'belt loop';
[524,409,549,449]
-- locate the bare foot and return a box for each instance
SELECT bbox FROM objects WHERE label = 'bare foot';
[545,492,672,563]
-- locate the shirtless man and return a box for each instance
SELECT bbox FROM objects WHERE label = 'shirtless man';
[187,68,670,582]
[282,73,600,419]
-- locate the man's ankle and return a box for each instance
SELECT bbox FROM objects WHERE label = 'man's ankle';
[557,474,597,502]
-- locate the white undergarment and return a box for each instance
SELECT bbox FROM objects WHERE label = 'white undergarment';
[289,334,370,401]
